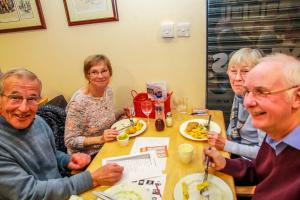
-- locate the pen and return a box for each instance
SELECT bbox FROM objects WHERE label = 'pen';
[191,112,208,116]
[155,183,162,197]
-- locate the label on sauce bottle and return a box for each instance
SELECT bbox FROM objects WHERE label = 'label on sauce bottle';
[155,118,165,131]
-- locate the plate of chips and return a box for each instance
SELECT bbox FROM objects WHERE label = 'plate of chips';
[179,119,221,141]
[174,173,233,200]
[111,118,147,138]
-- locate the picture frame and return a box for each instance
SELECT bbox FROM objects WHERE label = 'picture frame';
[0,0,46,33]
[63,0,118,26]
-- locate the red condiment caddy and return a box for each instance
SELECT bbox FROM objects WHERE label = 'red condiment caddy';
[131,90,172,119]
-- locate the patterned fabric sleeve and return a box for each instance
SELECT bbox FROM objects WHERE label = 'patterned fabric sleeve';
[64,98,87,153]
[64,88,116,155]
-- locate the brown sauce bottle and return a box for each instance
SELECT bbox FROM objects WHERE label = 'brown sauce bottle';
[155,118,165,131]
[155,102,165,131]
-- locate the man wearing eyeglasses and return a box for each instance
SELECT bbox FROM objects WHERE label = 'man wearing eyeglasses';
[0,69,123,200]
[205,53,300,199]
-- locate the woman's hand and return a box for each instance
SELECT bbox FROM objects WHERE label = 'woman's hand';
[102,129,119,142]
[203,147,226,170]
[207,131,226,151]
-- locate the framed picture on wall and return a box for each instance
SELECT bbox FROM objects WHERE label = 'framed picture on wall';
[0,0,46,33]
[63,0,118,26]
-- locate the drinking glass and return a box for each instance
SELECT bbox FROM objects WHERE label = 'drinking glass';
[176,97,188,119]
[141,100,152,124]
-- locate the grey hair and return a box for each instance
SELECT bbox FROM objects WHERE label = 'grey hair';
[228,48,263,72]
[0,68,42,96]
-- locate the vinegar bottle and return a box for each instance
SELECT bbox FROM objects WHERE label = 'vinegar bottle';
[155,102,165,131]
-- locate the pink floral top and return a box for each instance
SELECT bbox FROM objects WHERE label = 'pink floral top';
[64,87,116,156]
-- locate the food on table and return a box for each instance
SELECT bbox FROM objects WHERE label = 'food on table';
[175,173,231,200]
[197,181,210,191]
[182,181,189,200]
[185,122,208,139]
[125,120,143,134]
[182,180,222,200]
[104,182,150,200]
[117,133,129,140]
[185,122,199,132]
[112,191,143,200]
[199,196,209,200]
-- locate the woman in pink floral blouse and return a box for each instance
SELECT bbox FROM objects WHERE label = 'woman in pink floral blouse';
[64,54,122,156]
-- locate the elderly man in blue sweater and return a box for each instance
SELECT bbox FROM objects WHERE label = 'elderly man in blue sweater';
[0,68,123,200]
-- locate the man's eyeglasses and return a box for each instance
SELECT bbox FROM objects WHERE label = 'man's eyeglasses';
[228,69,249,79]
[89,69,109,76]
[1,94,41,105]
[244,85,300,98]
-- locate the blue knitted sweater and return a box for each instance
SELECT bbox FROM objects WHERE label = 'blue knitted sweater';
[0,116,93,200]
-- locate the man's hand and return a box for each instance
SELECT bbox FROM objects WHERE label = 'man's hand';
[67,153,91,170]
[92,163,124,187]
[102,129,119,142]
[204,147,226,170]
[207,131,226,151]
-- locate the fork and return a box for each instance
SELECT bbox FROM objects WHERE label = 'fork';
[129,108,135,126]
[200,147,211,199]
[205,115,212,131]
[124,107,135,127]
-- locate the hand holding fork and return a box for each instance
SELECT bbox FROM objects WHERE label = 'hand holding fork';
[200,147,211,199]
[200,117,212,198]
[124,107,135,126]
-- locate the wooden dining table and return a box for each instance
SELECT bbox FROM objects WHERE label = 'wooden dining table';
[80,110,237,200]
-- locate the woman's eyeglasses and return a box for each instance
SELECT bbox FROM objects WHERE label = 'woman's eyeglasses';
[89,69,109,76]
[228,69,249,79]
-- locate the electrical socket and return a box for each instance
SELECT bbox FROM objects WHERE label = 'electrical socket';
[177,22,190,37]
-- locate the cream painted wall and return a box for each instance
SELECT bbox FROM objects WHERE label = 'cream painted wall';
[0,0,206,109]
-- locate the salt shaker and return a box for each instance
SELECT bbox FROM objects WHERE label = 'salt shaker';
[166,112,173,127]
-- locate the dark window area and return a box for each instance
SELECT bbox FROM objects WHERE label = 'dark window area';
[206,0,300,126]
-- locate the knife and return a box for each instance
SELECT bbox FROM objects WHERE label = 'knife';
[115,124,132,132]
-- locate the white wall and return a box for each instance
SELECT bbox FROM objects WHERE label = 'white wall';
[0,0,206,109]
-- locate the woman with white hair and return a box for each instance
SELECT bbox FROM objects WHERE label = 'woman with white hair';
[208,48,265,159]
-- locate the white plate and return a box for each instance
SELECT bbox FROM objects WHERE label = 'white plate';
[174,173,233,200]
[179,119,221,141]
[111,118,147,138]
[105,183,151,200]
